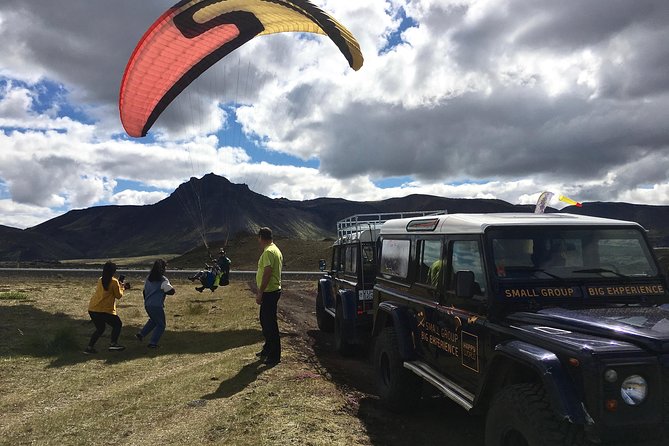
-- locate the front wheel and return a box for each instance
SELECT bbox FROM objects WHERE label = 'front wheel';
[374,327,421,411]
[485,383,588,446]
[316,289,334,332]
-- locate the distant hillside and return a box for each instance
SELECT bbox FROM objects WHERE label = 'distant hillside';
[0,225,81,262]
[1,174,669,262]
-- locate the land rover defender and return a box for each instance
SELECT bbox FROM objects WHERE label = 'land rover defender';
[316,211,443,354]
[372,213,669,446]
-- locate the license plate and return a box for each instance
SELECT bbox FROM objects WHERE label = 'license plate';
[358,290,374,301]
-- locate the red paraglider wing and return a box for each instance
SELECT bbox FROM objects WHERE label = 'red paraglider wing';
[119,0,364,138]
[120,7,264,137]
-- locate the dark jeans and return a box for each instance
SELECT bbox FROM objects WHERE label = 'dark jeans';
[259,290,281,361]
[88,311,122,346]
[139,306,166,345]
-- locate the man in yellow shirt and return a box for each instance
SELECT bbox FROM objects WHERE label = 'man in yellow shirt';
[255,227,283,366]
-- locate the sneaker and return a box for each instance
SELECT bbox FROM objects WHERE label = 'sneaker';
[109,343,126,351]
[147,344,159,349]
[195,286,205,293]
[135,333,143,341]
[83,346,97,355]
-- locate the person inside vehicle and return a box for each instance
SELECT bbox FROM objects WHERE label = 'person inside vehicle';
[532,239,566,268]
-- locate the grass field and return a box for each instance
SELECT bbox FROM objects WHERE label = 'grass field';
[60,254,182,268]
[0,277,369,446]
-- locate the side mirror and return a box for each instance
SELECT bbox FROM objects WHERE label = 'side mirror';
[455,270,476,299]
[319,259,327,272]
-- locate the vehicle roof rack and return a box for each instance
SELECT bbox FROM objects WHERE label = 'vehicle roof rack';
[337,210,447,241]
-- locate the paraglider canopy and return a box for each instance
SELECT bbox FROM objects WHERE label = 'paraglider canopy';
[119,0,364,138]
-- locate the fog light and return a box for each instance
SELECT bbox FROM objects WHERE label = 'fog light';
[621,375,648,406]
[604,369,618,383]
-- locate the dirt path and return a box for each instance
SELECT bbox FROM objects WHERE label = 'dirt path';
[278,280,486,446]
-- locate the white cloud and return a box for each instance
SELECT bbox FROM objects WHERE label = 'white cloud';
[1,0,669,230]
[110,189,169,206]
[0,199,57,228]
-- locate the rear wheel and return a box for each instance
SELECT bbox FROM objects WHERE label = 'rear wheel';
[374,327,421,411]
[485,383,588,446]
[316,288,334,332]
[334,302,354,356]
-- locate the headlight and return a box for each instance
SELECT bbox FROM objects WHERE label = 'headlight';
[620,375,648,406]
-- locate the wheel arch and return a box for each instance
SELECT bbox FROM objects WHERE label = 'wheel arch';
[318,278,335,309]
[476,340,591,426]
[336,288,358,321]
[372,301,417,361]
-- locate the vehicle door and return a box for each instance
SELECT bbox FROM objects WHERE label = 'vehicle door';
[437,237,488,391]
[337,244,358,296]
[329,245,342,309]
[359,242,376,313]
[413,237,446,362]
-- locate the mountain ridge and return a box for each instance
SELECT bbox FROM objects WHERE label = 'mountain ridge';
[1,174,668,261]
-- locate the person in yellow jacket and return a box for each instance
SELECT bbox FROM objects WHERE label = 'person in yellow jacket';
[85,261,128,354]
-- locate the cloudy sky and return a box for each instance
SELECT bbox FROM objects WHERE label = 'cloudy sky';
[1,0,669,228]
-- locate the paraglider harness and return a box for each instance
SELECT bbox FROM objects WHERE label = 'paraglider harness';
[189,251,231,292]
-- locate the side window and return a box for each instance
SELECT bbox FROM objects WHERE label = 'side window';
[335,246,343,272]
[343,246,350,273]
[346,245,358,275]
[380,239,411,279]
[451,240,486,294]
[416,239,443,288]
[361,244,375,276]
[332,246,341,272]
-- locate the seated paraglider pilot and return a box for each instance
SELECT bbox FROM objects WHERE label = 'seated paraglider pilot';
[189,262,221,293]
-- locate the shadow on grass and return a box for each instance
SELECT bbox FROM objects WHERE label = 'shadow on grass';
[1,304,262,368]
[202,360,270,400]
[304,328,485,446]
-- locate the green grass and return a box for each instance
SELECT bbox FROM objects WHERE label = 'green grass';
[27,326,81,356]
[0,277,368,446]
[186,302,206,316]
[0,291,28,300]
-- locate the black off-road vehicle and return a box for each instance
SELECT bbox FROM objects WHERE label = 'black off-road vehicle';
[372,213,669,446]
[316,211,442,354]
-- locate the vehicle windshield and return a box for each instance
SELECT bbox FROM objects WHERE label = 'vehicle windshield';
[489,227,658,280]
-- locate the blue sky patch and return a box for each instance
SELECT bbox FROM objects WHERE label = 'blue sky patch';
[380,7,419,55]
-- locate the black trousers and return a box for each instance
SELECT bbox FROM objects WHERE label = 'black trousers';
[88,311,122,346]
[259,290,281,361]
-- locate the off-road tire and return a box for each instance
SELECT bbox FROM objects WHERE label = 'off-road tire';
[316,288,334,332]
[374,327,421,411]
[485,383,589,446]
[334,302,354,356]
